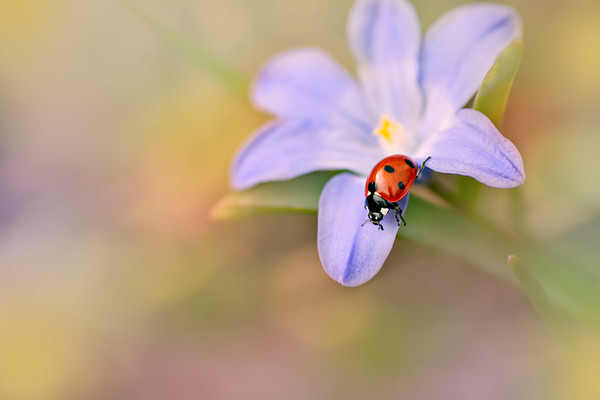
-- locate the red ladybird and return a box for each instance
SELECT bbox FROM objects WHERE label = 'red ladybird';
[363,155,430,230]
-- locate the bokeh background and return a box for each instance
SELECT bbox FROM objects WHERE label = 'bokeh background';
[1,0,599,399]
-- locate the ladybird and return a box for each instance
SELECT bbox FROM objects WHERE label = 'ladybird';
[363,155,430,231]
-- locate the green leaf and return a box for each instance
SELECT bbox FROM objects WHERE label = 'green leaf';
[525,247,600,328]
[119,0,247,96]
[507,255,575,348]
[399,195,517,283]
[211,172,337,220]
[473,39,523,128]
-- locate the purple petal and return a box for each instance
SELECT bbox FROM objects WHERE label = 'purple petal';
[318,173,409,286]
[231,120,384,190]
[252,47,376,135]
[419,4,522,133]
[414,109,525,188]
[348,0,423,129]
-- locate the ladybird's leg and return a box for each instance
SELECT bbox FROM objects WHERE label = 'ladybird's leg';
[397,209,406,226]
[389,201,406,226]
[387,201,400,225]
[416,156,431,180]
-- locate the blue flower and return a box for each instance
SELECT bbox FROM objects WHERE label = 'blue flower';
[231,0,525,286]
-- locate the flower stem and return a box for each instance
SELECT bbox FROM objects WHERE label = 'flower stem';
[119,0,247,97]
[507,255,576,350]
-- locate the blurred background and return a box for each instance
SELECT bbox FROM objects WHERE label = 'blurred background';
[1,0,599,399]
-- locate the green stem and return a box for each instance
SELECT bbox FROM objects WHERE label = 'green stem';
[119,0,247,96]
[508,255,576,349]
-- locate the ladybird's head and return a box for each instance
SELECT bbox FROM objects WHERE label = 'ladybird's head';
[367,211,385,231]
[368,211,383,223]
[361,211,384,230]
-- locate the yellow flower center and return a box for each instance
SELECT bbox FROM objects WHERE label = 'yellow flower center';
[374,117,397,142]
[372,115,415,154]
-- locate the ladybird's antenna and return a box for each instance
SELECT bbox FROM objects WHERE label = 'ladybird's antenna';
[361,219,385,231]
[416,156,431,180]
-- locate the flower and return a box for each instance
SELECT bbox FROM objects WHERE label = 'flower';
[230,0,525,286]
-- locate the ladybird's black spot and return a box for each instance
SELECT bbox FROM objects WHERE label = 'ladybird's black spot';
[404,158,416,168]
[384,165,395,173]
[367,181,378,193]
[398,181,405,190]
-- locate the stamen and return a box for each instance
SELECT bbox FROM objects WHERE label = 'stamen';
[372,115,415,154]
[373,115,399,142]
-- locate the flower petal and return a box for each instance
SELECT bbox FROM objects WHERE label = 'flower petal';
[231,120,383,190]
[252,47,375,135]
[414,109,525,188]
[348,0,423,129]
[419,3,522,133]
[318,173,408,287]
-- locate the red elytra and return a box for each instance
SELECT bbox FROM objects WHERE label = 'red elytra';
[364,154,418,202]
